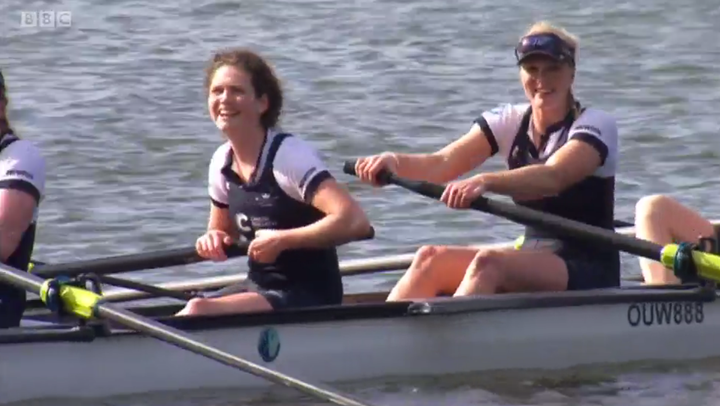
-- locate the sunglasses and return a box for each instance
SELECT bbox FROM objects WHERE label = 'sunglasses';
[515,33,575,65]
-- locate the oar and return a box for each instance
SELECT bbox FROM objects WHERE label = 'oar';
[30,243,250,278]
[342,161,720,284]
[31,227,376,279]
[0,262,378,406]
[97,275,196,301]
[613,219,633,228]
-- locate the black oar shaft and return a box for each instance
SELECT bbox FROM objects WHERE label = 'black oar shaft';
[32,227,375,279]
[98,275,196,302]
[33,243,250,278]
[343,161,664,262]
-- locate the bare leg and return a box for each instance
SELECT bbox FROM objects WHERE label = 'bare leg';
[454,248,568,296]
[635,194,715,284]
[175,292,273,316]
[386,245,481,301]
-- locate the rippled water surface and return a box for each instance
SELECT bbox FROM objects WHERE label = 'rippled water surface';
[1,0,720,404]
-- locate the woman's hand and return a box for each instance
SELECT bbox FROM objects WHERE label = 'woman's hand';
[440,175,487,209]
[248,229,290,264]
[196,229,234,261]
[354,152,399,187]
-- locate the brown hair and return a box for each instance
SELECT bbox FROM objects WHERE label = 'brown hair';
[0,76,13,136]
[204,48,283,130]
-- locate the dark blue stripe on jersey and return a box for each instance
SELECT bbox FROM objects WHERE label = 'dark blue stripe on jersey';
[303,170,332,203]
[474,116,499,156]
[571,132,608,165]
[0,179,41,204]
[210,197,229,209]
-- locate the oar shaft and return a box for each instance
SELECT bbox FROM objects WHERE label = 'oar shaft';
[32,243,250,278]
[98,275,196,302]
[0,263,43,293]
[32,228,374,279]
[94,305,372,406]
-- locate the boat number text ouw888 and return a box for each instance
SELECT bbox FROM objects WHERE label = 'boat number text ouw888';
[627,301,704,327]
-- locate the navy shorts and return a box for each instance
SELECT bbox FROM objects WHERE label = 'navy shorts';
[564,255,620,290]
[202,279,340,310]
[519,238,620,291]
[0,284,25,329]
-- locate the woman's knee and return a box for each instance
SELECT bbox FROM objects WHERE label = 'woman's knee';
[410,245,445,274]
[466,249,505,284]
[181,297,208,315]
[635,194,673,219]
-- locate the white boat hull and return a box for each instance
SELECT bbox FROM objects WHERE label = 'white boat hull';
[1,285,718,404]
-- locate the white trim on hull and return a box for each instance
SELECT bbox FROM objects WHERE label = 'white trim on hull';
[2,285,719,404]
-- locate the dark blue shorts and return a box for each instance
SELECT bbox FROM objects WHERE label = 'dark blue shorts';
[564,256,620,290]
[0,284,25,329]
[519,238,620,291]
[203,280,340,310]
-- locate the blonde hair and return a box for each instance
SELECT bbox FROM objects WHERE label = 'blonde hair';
[521,21,581,119]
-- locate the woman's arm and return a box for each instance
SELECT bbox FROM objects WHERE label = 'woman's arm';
[206,203,240,240]
[271,137,372,250]
[480,140,602,199]
[0,141,45,263]
[0,190,37,261]
[391,123,494,184]
[282,177,372,249]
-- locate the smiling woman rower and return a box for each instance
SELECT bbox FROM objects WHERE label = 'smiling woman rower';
[354,21,620,300]
[176,49,372,316]
[634,195,717,285]
[0,69,47,328]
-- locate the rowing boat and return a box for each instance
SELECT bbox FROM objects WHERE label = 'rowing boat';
[2,221,720,404]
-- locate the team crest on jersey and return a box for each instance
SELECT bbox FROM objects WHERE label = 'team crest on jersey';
[235,213,252,234]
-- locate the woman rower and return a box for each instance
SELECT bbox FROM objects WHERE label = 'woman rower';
[176,48,372,316]
[354,21,620,300]
[634,195,717,284]
[0,69,47,328]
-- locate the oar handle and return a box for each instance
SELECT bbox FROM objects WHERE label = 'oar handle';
[343,160,391,184]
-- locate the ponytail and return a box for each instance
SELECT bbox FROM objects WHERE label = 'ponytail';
[569,91,581,121]
[0,119,12,136]
[0,91,15,137]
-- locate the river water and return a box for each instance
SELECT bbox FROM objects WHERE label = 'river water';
[1,0,720,405]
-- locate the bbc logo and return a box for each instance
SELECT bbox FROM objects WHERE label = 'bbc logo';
[20,11,72,28]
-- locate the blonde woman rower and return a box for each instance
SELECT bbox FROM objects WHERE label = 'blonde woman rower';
[354,21,621,300]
